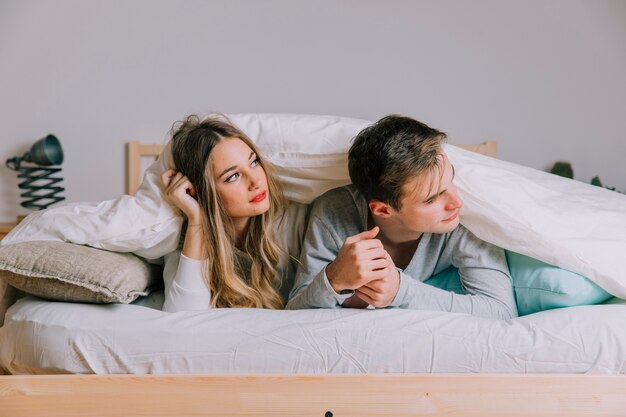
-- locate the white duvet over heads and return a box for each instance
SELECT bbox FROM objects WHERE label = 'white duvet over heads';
[446,145,626,298]
[3,113,626,300]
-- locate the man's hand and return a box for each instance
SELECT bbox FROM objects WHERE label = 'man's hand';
[354,252,400,308]
[342,294,370,309]
[326,227,391,293]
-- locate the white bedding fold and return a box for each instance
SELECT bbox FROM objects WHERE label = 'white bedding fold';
[1,295,625,374]
[445,144,626,298]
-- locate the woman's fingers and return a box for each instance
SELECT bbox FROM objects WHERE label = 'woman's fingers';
[160,170,202,222]
[167,172,187,194]
[162,171,193,201]
[160,169,176,187]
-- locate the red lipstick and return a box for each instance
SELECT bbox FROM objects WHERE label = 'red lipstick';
[250,190,267,203]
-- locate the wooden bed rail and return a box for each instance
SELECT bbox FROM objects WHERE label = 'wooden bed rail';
[127,141,165,195]
[1,374,624,417]
[456,140,497,158]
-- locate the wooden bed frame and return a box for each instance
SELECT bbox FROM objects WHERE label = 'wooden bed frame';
[1,139,625,416]
[1,374,624,416]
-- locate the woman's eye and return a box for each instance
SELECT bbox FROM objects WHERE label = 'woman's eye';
[251,158,260,167]
[225,172,240,183]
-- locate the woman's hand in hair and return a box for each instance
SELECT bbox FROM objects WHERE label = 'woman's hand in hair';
[161,169,203,225]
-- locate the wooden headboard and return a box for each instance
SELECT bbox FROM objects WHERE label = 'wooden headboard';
[126,140,497,195]
[456,141,497,158]
[127,141,165,195]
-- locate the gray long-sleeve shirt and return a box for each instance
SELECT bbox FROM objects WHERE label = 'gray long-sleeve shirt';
[286,185,518,319]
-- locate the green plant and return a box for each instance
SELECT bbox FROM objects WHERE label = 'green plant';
[549,161,574,179]
[549,161,623,194]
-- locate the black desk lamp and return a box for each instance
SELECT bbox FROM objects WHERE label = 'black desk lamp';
[5,135,65,210]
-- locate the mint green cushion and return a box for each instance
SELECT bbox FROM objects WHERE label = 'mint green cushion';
[423,251,612,316]
[423,267,465,294]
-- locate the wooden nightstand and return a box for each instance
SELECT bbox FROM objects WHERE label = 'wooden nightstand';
[0,218,22,241]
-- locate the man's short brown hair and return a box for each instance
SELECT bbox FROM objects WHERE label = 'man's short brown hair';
[348,114,447,210]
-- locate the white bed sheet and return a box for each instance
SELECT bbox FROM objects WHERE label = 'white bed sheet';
[1,294,625,375]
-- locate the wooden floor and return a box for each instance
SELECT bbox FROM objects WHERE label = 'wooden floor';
[1,374,625,417]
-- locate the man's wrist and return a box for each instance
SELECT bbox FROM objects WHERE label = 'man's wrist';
[323,264,354,299]
[325,261,345,293]
[388,269,405,307]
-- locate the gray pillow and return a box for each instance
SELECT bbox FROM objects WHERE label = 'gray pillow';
[0,241,162,303]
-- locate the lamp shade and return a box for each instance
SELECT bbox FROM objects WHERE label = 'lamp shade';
[5,134,63,171]
[25,135,64,166]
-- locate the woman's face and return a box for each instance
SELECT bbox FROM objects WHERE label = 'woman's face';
[210,137,270,227]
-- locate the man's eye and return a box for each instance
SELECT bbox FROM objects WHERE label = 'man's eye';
[225,172,240,183]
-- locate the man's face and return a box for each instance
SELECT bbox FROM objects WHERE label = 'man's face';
[391,153,463,237]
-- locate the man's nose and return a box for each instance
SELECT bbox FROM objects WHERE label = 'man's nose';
[446,188,463,210]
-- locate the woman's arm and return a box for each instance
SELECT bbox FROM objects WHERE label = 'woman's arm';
[162,249,211,312]
[161,168,208,260]
[160,169,211,312]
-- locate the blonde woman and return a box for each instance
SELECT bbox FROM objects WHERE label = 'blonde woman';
[160,115,302,312]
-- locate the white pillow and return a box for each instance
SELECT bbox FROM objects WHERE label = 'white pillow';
[2,141,181,260]
[229,113,366,203]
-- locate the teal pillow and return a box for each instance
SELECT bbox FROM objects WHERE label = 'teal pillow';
[423,251,612,316]
[423,266,465,295]
[506,251,612,315]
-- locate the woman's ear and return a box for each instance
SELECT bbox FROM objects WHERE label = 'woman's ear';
[369,200,393,218]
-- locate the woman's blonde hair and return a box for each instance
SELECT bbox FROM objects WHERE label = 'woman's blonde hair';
[170,114,285,309]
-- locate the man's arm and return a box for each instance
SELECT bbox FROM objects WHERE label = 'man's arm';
[286,217,391,309]
[285,215,353,309]
[390,230,518,319]
[286,187,395,310]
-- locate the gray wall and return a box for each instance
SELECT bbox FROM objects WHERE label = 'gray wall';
[1,0,625,222]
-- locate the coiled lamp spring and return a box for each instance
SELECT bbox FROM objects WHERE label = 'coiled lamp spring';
[5,135,65,210]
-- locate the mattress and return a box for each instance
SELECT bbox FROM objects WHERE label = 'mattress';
[1,294,625,374]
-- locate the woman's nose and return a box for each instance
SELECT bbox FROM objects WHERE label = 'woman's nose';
[248,173,262,189]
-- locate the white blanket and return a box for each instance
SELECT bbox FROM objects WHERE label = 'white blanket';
[1,294,625,374]
[3,113,626,300]
[447,145,626,298]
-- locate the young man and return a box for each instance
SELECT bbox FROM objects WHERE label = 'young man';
[286,115,517,319]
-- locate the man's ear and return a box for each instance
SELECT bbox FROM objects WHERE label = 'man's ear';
[369,200,393,218]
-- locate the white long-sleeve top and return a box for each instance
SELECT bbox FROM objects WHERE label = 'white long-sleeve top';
[162,253,210,312]
[161,202,309,312]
